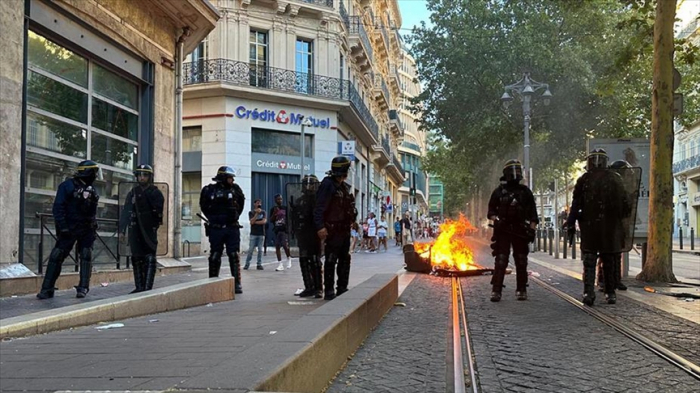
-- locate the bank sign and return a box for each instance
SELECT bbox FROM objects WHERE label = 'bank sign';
[235,105,331,129]
[251,153,314,175]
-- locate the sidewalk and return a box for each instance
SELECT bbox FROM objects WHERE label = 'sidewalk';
[0,248,406,392]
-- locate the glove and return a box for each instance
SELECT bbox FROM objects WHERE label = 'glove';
[567,226,576,247]
[525,227,536,243]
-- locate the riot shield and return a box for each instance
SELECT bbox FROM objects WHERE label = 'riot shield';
[118,182,169,257]
[579,169,638,254]
[611,167,642,252]
[286,181,319,255]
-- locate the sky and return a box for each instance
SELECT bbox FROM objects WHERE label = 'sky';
[397,0,432,34]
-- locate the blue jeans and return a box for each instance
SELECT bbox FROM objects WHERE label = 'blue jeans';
[245,235,264,266]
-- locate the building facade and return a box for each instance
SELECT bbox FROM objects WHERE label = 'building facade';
[672,0,699,240]
[182,0,409,252]
[0,0,218,268]
[396,46,428,220]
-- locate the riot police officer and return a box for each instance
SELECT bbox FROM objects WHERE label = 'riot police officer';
[119,164,165,293]
[37,160,101,299]
[289,175,323,298]
[314,156,357,300]
[200,166,246,294]
[566,149,633,306]
[487,159,538,302]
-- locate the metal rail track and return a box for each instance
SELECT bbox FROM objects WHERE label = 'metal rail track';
[452,276,479,393]
[531,276,700,381]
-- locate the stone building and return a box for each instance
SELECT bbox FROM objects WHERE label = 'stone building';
[0,0,218,268]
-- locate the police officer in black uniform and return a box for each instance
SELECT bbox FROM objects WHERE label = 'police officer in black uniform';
[487,159,538,302]
[200,166,246,294]
[37,160,101,299]
[314,156,357,300]
[289,174,323,298]
[119,164,165,293]
[566,150,631,306]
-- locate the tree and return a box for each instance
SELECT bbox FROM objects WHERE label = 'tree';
[636,0,677,283]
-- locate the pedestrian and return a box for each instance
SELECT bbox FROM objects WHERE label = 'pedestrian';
[270,194,293,271]
[119,164,165,294]
[394,219,402,246]
[487,159,538,302]
[200,166,246,294]
[314,155,357,300]
[377,214,389,252]
[366,212,377,252]
[37,160,101,299]
[566,149,633,306]
[244,198,266,270]
[288,175,323,298]
[361,220,369,251]
[350,222,360,253]
[401,212,412,245]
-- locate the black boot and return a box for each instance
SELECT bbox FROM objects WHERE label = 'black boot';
[228,252,242,294]
[582,254,597,306]
[613,253,627,290]
[130,257,145,294]
[298,257,315,297]
[75,248,92,298]
[209,251,222,278]
[491,254,508,302]
[37,248,66,299]
[324,253,337,300]
[311,256,323,298]
[144,254,157,291]
[602,254,616,304]
[336,253,351,296]
[514,254,528,301]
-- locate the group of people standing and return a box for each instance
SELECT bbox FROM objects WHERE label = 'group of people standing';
[487,149,638,306]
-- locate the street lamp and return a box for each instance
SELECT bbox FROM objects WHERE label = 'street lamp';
[501,72,552,188]
[300,117,313,179]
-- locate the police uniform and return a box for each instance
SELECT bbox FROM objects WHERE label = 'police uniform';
[37,160,100,299]
[314,156,357,300]
[487,160,538,302]
[289,175,323,298]
[119,164,165,293]
[200,166,246,294]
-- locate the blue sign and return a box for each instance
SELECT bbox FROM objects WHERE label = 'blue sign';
[235,105,330,129]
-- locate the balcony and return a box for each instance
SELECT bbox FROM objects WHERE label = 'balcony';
[673,153,700,174]
[373,74,391,109]
[386,153,405,184]
[184,59,379,146]
[345,15,373,73]
[299,0,333,7]
[389,109,403,136]
[677,18,698,39]
[387,62,401,96]
[372,134,391,168]
[400,140,422,154]
[374,23,391,57]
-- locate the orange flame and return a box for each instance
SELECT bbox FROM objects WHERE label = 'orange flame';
[413,214,478,271]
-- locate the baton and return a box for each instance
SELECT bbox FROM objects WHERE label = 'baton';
[196,213,209,224]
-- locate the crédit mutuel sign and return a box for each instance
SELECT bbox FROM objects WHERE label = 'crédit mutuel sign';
[235,105,331,129]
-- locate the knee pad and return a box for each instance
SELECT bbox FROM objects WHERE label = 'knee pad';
[495,255,509,270]
[513,254,528,269]
[49,247,66,262]
[209,251,222,263]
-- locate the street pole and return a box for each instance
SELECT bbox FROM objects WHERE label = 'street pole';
[554,177,559,259]
[522,95,531,187]
[300,123,305,180]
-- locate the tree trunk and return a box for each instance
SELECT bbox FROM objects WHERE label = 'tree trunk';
[636,0,677,283]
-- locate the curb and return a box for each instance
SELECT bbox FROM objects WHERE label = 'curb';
[254,273,398,393]
[0,277,233,339]
[0,264,191,298]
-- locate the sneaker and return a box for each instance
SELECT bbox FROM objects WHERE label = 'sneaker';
[286,257,292,269]
[243,264,250,270]
[275,262,285,271]
[257,265,264,270]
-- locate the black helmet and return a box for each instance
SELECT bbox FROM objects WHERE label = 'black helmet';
[302,174,319,192]
[329,155,351,177]
[609,159,631,169]
[502,159,523,182]
[75,160,101,184]
[213,166,236,182]
[587,148,608,171]
[134,164,154,181]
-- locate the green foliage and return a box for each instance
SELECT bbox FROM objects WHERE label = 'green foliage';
[408,0,700,209]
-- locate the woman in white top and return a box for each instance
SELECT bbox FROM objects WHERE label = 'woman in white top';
[366,212,377,253]
[377,215,388,252]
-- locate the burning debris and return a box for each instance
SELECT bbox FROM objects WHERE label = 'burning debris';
[405,214,493,276]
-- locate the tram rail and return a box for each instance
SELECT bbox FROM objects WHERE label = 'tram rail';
[452,276,479,393]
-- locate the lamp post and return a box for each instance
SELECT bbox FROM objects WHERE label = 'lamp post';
[300,117,313,179]
[501,72,552,188]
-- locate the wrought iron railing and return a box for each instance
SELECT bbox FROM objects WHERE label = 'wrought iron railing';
[380,25,391,51]
[401,141,421,153]
[348,83,379,140]
[392,153,404,177]
[381,77,391,104]
[347,16,373,61]
[299,0,333,7]
[673,153,700,174]
[389,109,403,131]
[381,135,391,156]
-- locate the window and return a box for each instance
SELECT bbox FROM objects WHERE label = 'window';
[295,39,313,93]
[252,128,313,158]
[189,38,209,83]
[183,127,202,152]
[249,30,268,87]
